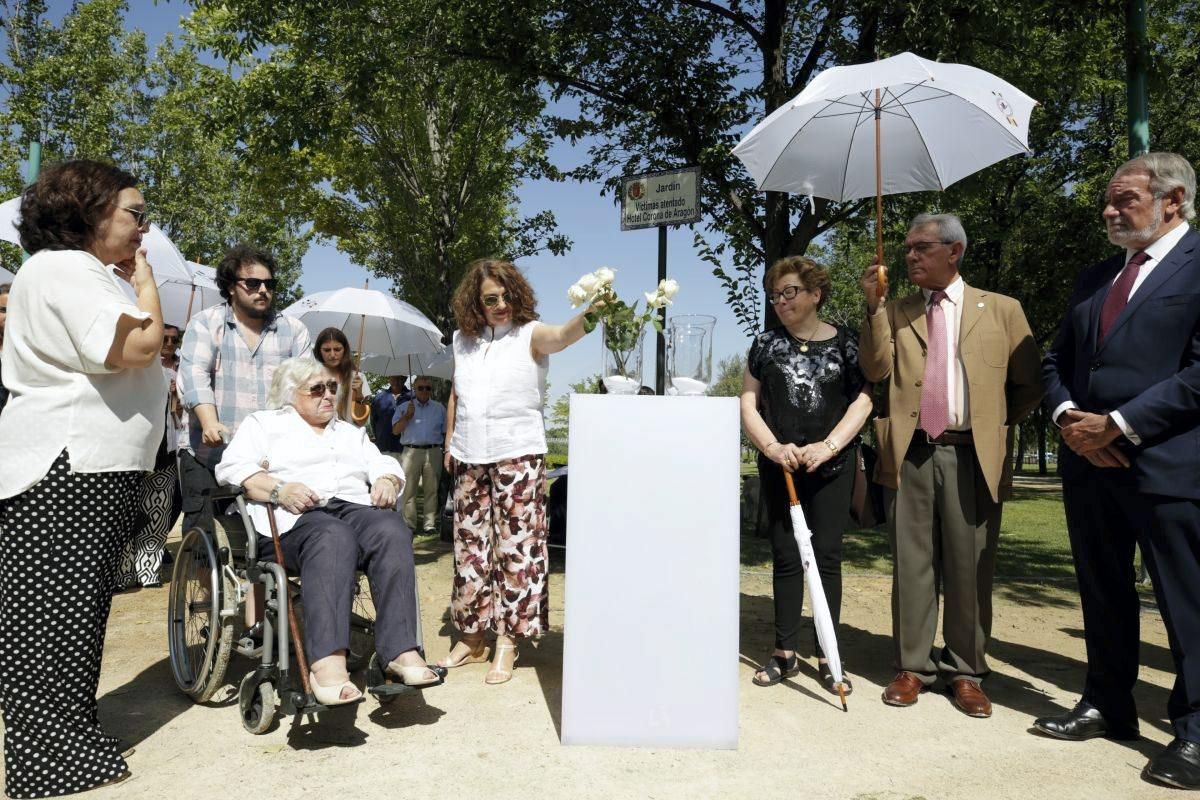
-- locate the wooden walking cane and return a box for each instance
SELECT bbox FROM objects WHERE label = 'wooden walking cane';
[265,504,313,699]
[783,469,849,712]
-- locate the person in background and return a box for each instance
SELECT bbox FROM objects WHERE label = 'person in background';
[178,243,311,534]
[392,375,446,534]
[116,323,185,588]
[216,357,440,705]
[0,159,164,797]
[314,326,369,426]
[740,256,873,692]
[439,258,595,684]
[371,374,410,455]
[0,281,10,413]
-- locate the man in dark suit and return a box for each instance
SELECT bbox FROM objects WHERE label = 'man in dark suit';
[1038,152,1200,790]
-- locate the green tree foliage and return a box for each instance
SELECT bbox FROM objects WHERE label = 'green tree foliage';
[707,353,745,398]
[0,0,307,291]
[186,0,569,336]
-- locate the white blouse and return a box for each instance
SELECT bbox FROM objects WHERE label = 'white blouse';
[449,320,548,464]
[214,406,406,535]
[0,250,165,499]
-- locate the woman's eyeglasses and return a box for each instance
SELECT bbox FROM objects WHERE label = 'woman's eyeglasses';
[120,206,150,230]
[305,380,339,398]
[767,285,805,304]
[236,277,277,293]
[481,292,511,308]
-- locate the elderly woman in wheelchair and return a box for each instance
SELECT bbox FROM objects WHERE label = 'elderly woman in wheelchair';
[214,356,442,706]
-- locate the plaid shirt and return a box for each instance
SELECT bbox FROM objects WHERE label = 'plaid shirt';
[179,303,312,466]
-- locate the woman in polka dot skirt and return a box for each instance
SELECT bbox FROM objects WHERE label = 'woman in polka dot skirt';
[0,161,165,798]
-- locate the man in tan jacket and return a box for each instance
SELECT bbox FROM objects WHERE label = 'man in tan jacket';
[859,213,1042,717]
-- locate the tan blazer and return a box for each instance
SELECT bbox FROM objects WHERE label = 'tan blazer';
[859,281,1043,502]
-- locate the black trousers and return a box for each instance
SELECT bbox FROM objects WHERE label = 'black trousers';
[759,457,854,654]
[1064,471,1200,743]
[0,451,140,798]
[179,448,219,535]
[258,498,419,664]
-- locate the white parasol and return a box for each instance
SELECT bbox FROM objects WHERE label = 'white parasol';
[783,469,849,711]
[359,347,454,380]
[282,286,443,362]
[733,51,1036,297]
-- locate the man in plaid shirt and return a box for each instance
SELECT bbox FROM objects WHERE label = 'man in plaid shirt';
[178,243,312,532]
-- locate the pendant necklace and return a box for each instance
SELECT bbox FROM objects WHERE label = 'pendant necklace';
[790,319,821,353]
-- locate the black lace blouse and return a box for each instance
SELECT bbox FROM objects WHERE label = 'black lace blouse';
[747,325,867,476]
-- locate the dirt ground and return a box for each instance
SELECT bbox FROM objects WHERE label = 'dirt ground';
[1,534,1184,800]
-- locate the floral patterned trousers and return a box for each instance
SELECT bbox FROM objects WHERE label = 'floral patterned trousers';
[451,454,549,638]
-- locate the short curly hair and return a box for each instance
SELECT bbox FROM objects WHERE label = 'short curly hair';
[17,160,139,254]
[764,256,832,310]
[452,258,539,338]
[216,243,278,301]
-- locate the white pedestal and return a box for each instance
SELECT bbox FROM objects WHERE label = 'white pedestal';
[561,395,740,749]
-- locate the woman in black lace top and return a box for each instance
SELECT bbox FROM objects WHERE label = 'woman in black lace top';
[741,256,873,693]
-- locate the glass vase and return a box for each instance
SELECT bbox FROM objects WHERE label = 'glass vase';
[600,320,645,394]
[667,314,716,395]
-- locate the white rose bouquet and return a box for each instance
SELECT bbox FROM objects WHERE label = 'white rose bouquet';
[567,268,681,385]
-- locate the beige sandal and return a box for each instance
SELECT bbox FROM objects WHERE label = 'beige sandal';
[484,643,519,685]
[309,671,363,706]
[386,660,442,687]
[438,638,491,669]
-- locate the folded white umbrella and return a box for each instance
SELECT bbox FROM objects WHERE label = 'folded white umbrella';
[283,287,443,363]
[733,51,1036,294]
[359,347,454,380]
[0,195,193,285]
[783,469,849,711]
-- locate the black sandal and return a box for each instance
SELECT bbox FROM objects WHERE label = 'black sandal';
[818,661,854,696]
[752,653,800,686]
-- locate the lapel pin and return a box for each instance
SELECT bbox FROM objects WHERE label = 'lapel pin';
[977,302,985,308]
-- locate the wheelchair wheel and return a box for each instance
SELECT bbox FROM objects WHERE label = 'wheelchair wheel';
[239,673,276,735]
[347,574,377,673]
[167,524,237,702]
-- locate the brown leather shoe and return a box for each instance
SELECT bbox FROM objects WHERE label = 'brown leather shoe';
[950,678,992,718]
[882,671,926,706]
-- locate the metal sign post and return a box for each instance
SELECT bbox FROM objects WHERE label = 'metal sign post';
[619,166,701,395]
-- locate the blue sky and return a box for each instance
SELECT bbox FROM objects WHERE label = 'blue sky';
[37,0,756,399]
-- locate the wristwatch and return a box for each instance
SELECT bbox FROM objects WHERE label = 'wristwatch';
[269,481,285,505]
[823,438,839,453]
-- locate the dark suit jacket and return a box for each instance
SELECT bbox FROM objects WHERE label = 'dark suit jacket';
[1042,227,1200,499]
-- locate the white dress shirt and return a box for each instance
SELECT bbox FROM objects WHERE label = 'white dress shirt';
[921,276,971,432]
[215,406,405,535]
[0,249,164,499]
[1052,223,1191,443]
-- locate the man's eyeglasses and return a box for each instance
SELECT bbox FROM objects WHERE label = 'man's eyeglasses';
[305,380,339,398]
[481,292,510,308]
[767,285,805,304]
[904,240,952,254]
[236,277,277,293]
[415,385,433,392]
[162,335,180,345]
[120,207,150,230]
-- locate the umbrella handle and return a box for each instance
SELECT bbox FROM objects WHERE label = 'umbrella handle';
[874,85,887,301]
[782,467,800,507]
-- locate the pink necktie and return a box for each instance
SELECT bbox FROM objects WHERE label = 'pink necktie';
[920,290,949,439]
[1098,250,1149,345]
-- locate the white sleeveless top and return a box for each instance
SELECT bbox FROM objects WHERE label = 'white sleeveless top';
[450,321,548,464]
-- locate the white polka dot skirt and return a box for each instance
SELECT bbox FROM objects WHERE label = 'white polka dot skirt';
[0,450,141,798]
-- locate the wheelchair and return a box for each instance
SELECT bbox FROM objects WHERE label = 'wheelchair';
[166,486,444,733]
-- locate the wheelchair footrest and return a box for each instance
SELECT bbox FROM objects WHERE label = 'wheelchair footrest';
[365,655,447,695]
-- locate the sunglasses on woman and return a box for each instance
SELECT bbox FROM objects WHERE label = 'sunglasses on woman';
[305,380,339,398]
[120,206,151,229]
[481,292,511,308]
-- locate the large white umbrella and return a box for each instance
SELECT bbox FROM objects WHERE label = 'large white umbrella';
[158,262,221,326]
[359,347,454,380]
[0,195,194,285]
[783,469,849,711]
[282,287,443,362]
[733,51,1036,293]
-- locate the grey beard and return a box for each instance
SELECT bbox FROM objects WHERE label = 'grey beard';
[1107,202,1163,248]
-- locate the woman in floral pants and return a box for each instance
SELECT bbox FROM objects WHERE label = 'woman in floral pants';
[440,259,594,684]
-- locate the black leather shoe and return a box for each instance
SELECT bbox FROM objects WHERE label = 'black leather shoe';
[1144,739,1200,790]
[1031,701,1139,741]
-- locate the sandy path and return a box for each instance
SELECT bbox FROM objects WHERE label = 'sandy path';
[2,537,1181,800]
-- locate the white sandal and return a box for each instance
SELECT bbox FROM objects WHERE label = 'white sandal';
[309,671,363,706]
[485,643,519,685]
[386,660,442,687]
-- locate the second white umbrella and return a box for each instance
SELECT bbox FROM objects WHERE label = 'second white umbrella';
[283,287,443,361]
